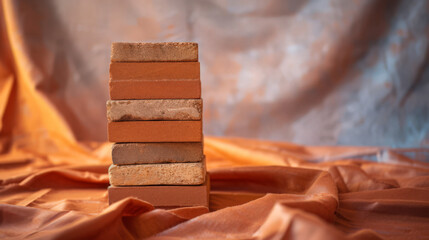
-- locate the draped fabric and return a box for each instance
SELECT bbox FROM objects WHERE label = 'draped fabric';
[1,137,429,239]
[1,0,428,146]
[1,0,429,239]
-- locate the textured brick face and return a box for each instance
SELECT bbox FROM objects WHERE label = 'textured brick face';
[108,159,206,186]
[111,42,198,62]
[107,99,202,121]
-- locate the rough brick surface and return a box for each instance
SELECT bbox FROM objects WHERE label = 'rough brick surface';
[111,42,198,62]
[107,99,202,121]
[108,159,206,185]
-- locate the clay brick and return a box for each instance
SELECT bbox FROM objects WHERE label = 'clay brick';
[108,175,210,207]
[109,79,201,100]
[108,158,206,185]
[112,142,203,165]
[107,121,202,142]
[106,99,202,122]
[110,62,199,81]
[111,42,198,62]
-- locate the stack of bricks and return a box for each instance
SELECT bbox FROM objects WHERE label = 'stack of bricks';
[106,42,209,208]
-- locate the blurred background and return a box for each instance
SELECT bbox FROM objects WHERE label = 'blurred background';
[0,0,428,148]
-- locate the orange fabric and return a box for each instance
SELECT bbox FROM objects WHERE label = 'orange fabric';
[1,137,429,239]
[1,1,429,239]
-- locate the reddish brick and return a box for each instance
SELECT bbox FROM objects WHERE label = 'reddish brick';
[108,175,210,207]
[109,79,200,100]
[110,62,199,80]
[107,121,202,142]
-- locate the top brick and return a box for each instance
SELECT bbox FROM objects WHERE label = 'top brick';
[111,42,198,62]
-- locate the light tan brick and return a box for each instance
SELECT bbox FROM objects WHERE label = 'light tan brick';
[111,42,198,62]
[109,158,206,186]
[107,99,202,122]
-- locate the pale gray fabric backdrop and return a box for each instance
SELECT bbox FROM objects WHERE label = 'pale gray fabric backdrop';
[7,0,429,147]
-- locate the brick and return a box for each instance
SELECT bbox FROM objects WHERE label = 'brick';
[107,121,202,142]
[108,158,206,186]
[111,42,198,62]
[109,79,201,100]
[110,62,199,81]
[106,99,202,122]
[108,175,210,207]
[112,142,203,165]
